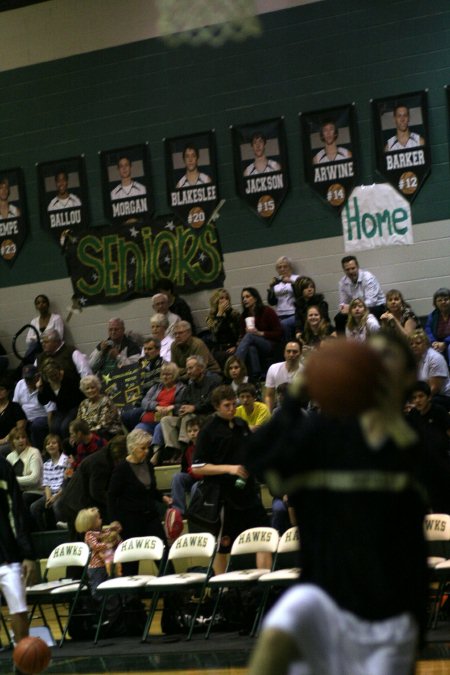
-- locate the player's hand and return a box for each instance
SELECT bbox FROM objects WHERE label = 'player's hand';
[230,465,248,479]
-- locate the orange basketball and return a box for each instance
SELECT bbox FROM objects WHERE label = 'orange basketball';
[13,636,51,674]
[303,338,386,417]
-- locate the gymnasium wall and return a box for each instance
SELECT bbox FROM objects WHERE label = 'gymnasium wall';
[0,0,449,363]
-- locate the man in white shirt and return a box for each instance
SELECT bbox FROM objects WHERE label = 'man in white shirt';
[36,329,92,380]
[151,293,180,337]
[13,365,55,451]
[335,255,386,333]
[264,341,303,412]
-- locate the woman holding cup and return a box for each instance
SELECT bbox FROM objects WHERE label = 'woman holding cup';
[235,287,283,381]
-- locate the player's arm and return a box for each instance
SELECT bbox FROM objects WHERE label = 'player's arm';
[248,627,300,675]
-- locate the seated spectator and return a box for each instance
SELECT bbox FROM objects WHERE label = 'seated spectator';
[294,276,330,337]
[345,299,380,342]
[156,278,195,329]
[150,314,173,362]
[409,329,450,409]
[0,378,27,456]
[77,375,122,439]
[37,362,85,440]
[267,256,299,341]
[171,321,221,380]
[139,337,165,396]
[169,416,204,516]
[68,419,107,472]
[380,289,419,337]
[151,293,180,337]
[334,255,386,334]
[264,341,303,412]
[235,383,271,431]
[236,287,283,382]
[30,434,68,531]
[299,306,334,354]
[425,287,450,365]
[156,355,221,461]
[37,328,92,381]
[407,381,450,454]
[25,294,65,364]
[223,356,248,398]
[89,318,141,378]
[56,434,127,541]
[135,362,186,435]
[272,382,289,417]
[13,364,55,451]
[206,288,240,368]
[6,427,43,510]
[192,384,270,575]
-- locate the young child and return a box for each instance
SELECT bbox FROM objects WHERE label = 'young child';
[168,416,204,517]
[345,299,380,342]
[29,434,68,530]
[224,356,248,400]
[75,507,123,602]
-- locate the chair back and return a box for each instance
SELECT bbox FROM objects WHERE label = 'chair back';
[230,527,279,556]
[168,532,217,561]
[114,536,165,564]
[424,514,450,541]
[46,542,90,569]
[277,527,300,554]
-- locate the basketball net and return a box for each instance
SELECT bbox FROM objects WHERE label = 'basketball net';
[156,0,262,47]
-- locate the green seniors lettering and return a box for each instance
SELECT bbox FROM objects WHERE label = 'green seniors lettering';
[344,197,408,241]
[245,174,284,194]
[75,223,222,297]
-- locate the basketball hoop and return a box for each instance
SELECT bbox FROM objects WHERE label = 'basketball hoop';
[156,0,262,47]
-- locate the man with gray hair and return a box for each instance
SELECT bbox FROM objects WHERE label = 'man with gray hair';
[36,328,92,381]
[153,355,221,462]
[89,317,141,377]
[171,321,221,380]
[151,293,180,336]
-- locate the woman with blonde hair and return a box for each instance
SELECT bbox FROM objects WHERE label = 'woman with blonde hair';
[345,299,380,342]
[206,288,240,367]
[267,256,299,341]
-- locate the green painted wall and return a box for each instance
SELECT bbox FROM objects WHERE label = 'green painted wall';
[0,0,449,287]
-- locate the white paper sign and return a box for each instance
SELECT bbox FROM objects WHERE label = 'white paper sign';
[341,183,413,252]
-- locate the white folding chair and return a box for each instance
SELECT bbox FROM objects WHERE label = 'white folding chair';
[94,536,165,643]
[206,526,279,639]
[143,532,217,641]
[252,526,301,635]
[27,541,90,647]
[424,514,450,628]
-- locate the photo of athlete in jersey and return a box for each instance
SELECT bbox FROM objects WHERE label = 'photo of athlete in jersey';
[47,169,82,211]
[0,176,20,220]
[385,104,425,152]
[176,144,212,188]
[313,120,352,164]
[110,155,147,200]
[244,133,281,176]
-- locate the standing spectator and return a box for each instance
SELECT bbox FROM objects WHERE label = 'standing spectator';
[345,299,380,342]
[89,318,141,378]
[0,456,36,649]
[150,314,173,363]
[77,375,122,439]
[151,293,180,337]
[6,427,43,510]
[380,289,419,337]
[13,364,55,451]
[236,287,283,382]
[425,288,450,364]
[30,434,68,531]
[171,321,221,380]
[335,256,385,333]
[206,288,240,368]
[267,256,299,341]
[156,278,195,329]
[0,378,27,456]
[236,383,271,431]
[264,341,303,412]
[192,385,269,575]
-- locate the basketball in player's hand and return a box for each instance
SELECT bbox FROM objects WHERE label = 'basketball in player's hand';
[303,338,385,417]
[13,636,51,674]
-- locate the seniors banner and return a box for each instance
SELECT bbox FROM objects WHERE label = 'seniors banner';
[65,215,224,307]
[341,183,413,253]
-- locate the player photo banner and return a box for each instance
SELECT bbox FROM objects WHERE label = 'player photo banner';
[37,156,89,240]
[300,104,358,211]
[232,117,288,223]
[165,130,219,227]
[65,215,224,307]
[372,90,430,202]
[100,143,153,225]
[0,168,28,265]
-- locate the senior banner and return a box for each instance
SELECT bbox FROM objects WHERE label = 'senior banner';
[101,362,142,408]
[371,90,430,201]
[165,130,219,227]
[231,117,289,223]
[341,183,413,253]
[300,104,358,211]
[65,215,224,307]
[0,167,28,265]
